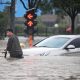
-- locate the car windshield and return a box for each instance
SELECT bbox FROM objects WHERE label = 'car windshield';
[35,37,70,48]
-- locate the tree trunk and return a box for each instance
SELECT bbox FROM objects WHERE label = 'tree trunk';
[71,16,75,34]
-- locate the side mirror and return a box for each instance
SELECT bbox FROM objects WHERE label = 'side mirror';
[66,45,75,50]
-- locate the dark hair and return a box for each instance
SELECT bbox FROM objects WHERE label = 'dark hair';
[6,29,13,33]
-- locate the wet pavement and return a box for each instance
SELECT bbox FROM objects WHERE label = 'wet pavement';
[0,36,80,80]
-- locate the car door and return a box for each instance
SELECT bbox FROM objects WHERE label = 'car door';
[62,38,80,56]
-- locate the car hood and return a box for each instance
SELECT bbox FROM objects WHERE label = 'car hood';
[22,47,60,56]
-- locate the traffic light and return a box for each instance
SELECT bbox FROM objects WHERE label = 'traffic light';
[24,8,37,28]
[24,20,37,27]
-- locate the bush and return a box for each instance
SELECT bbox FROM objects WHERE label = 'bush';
[15,26,24,36]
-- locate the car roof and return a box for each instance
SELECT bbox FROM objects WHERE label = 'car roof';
[51,35,80,39]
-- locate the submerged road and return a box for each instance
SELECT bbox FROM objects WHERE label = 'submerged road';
[0,55,80,80]
[0,36,80,80]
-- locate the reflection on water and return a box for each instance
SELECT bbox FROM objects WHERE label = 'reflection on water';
[0,56,80,80]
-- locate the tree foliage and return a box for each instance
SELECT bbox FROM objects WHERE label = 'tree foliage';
[38,0,53,14]
[38,0,80,33]
[0,6,10,39]
[53,0,80,17]
[52,0,80,33]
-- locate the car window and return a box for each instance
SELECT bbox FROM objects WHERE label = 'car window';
[68,38,80,48]
[35,37,70,48]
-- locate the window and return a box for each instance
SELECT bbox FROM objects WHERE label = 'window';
[68,38,80,48]
[36,37,70,48]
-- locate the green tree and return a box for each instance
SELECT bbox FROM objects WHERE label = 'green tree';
[1,4,11,37]
[0,12,8,39]
[1,0,16,32]
[52,0,80,34]
[38,0,80,33]
[38,0,53,14]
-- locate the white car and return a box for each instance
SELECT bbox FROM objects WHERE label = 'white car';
[23,35,80,56]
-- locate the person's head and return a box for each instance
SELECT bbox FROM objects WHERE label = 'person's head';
[6,29,14,37]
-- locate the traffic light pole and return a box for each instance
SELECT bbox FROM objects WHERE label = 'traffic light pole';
[24,8,37,47]
[28,34,33,47]
[20,0,38,47]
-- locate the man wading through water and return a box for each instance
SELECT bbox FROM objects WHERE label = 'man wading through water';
[5,29,23,58]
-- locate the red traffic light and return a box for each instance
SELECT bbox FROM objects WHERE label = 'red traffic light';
[25,20,34,27]
[25,20,37,27]
[27,13,33,19]
[24,13,34,20]
[27,21,33,27]
[24,9,37,20]
[24,13,37,20]
[24,8,37,27]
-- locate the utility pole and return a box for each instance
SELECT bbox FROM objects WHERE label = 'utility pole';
[10,0,16,33]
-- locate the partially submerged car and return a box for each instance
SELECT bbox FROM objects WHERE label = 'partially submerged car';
[23,35,80,56]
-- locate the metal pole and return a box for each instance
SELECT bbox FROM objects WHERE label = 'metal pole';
[10,0,15,33]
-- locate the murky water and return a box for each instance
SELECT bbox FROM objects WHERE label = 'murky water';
[0,55,80,80]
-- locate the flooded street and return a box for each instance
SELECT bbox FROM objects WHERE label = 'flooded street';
[0,55,80,80]
[0,37,80,80]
